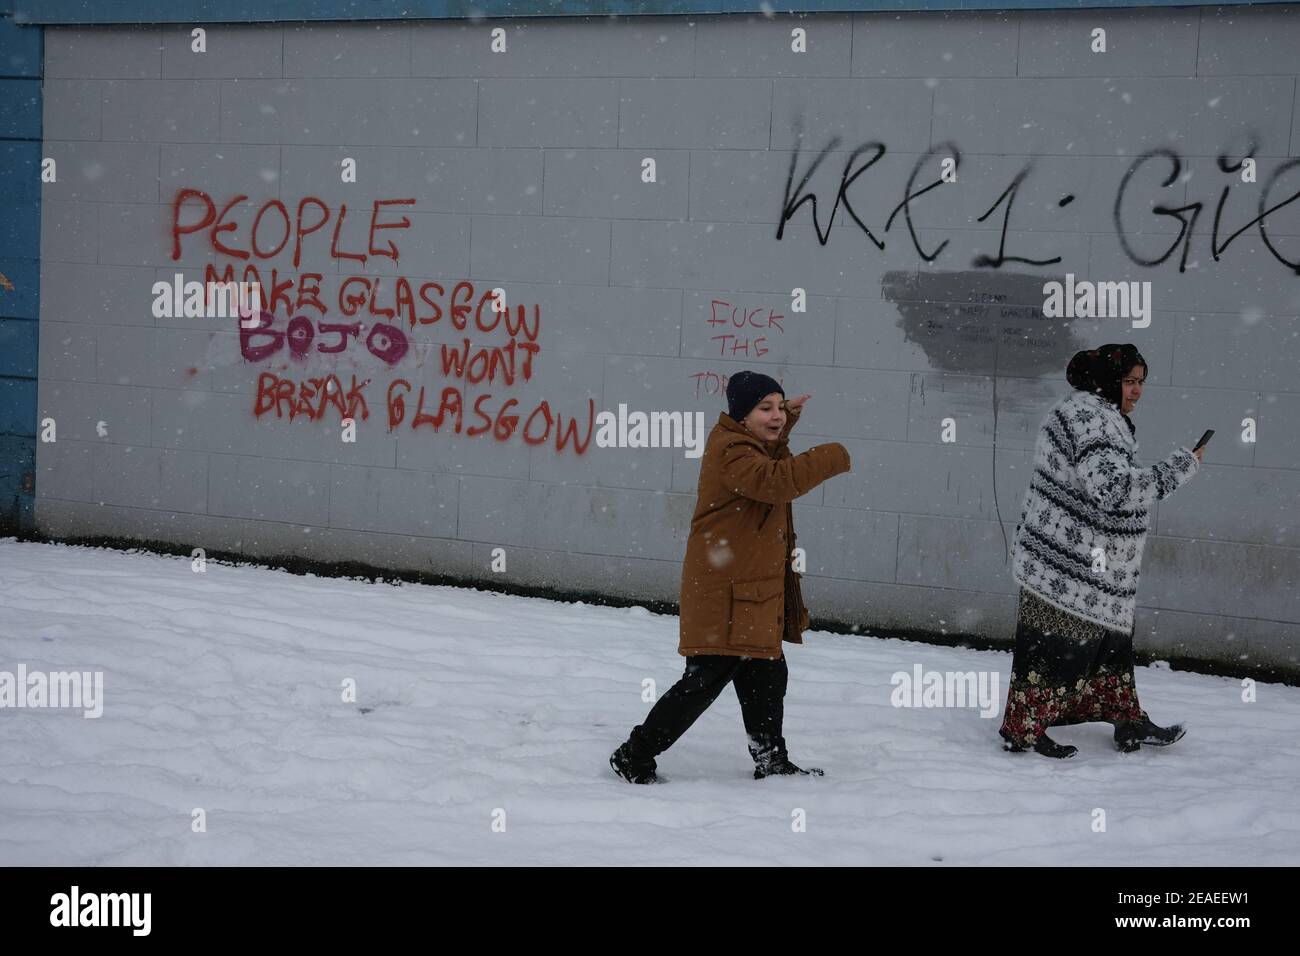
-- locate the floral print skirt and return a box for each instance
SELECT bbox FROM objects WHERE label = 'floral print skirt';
[999,587,1147,749]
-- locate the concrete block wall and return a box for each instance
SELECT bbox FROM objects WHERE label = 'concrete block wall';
[33,8,1300,674]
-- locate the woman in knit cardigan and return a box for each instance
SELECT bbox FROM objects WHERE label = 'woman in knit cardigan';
[1000,344,1204,758]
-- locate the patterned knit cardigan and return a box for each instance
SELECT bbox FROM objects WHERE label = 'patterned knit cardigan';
[1011,389,1200,634]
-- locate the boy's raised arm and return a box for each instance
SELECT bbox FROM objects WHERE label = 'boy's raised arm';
[718,436,850,505]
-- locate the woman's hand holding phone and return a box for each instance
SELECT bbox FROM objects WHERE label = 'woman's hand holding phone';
[1192,429,1214,463]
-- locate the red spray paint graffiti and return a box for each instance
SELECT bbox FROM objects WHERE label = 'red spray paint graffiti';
[171,189,590,454]
[690,298,793,399]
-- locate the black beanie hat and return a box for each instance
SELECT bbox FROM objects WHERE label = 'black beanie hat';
[1066,343,1146,409]
[726,371,785,422]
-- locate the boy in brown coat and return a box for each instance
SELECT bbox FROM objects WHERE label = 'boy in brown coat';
[610,371,851,783]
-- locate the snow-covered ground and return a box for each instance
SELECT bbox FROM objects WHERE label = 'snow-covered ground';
[1,536,1297,866]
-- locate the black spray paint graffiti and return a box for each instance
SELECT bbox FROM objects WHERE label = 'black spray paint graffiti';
[1116,145,1300,274]
[778,124,1300,561]
[777,135,1064,268]
[778,128,1300,274]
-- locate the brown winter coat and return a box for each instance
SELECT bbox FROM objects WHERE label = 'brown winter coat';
[678,405,851,659]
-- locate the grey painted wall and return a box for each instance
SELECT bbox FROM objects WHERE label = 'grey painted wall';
[34,8,1300,674]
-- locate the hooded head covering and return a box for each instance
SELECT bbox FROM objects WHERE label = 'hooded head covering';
[1066,343,1146,434]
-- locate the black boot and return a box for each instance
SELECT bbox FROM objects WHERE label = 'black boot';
[609,742,658,784]
[752,747,824,779]
[1114,718,1185,753]
[1032,734,1078,759]
[1002,732,1077,759]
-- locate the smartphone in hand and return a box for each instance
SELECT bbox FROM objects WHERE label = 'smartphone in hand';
[1193,429,1215,452]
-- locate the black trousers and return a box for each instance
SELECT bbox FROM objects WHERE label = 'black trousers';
[626,654,788,765]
